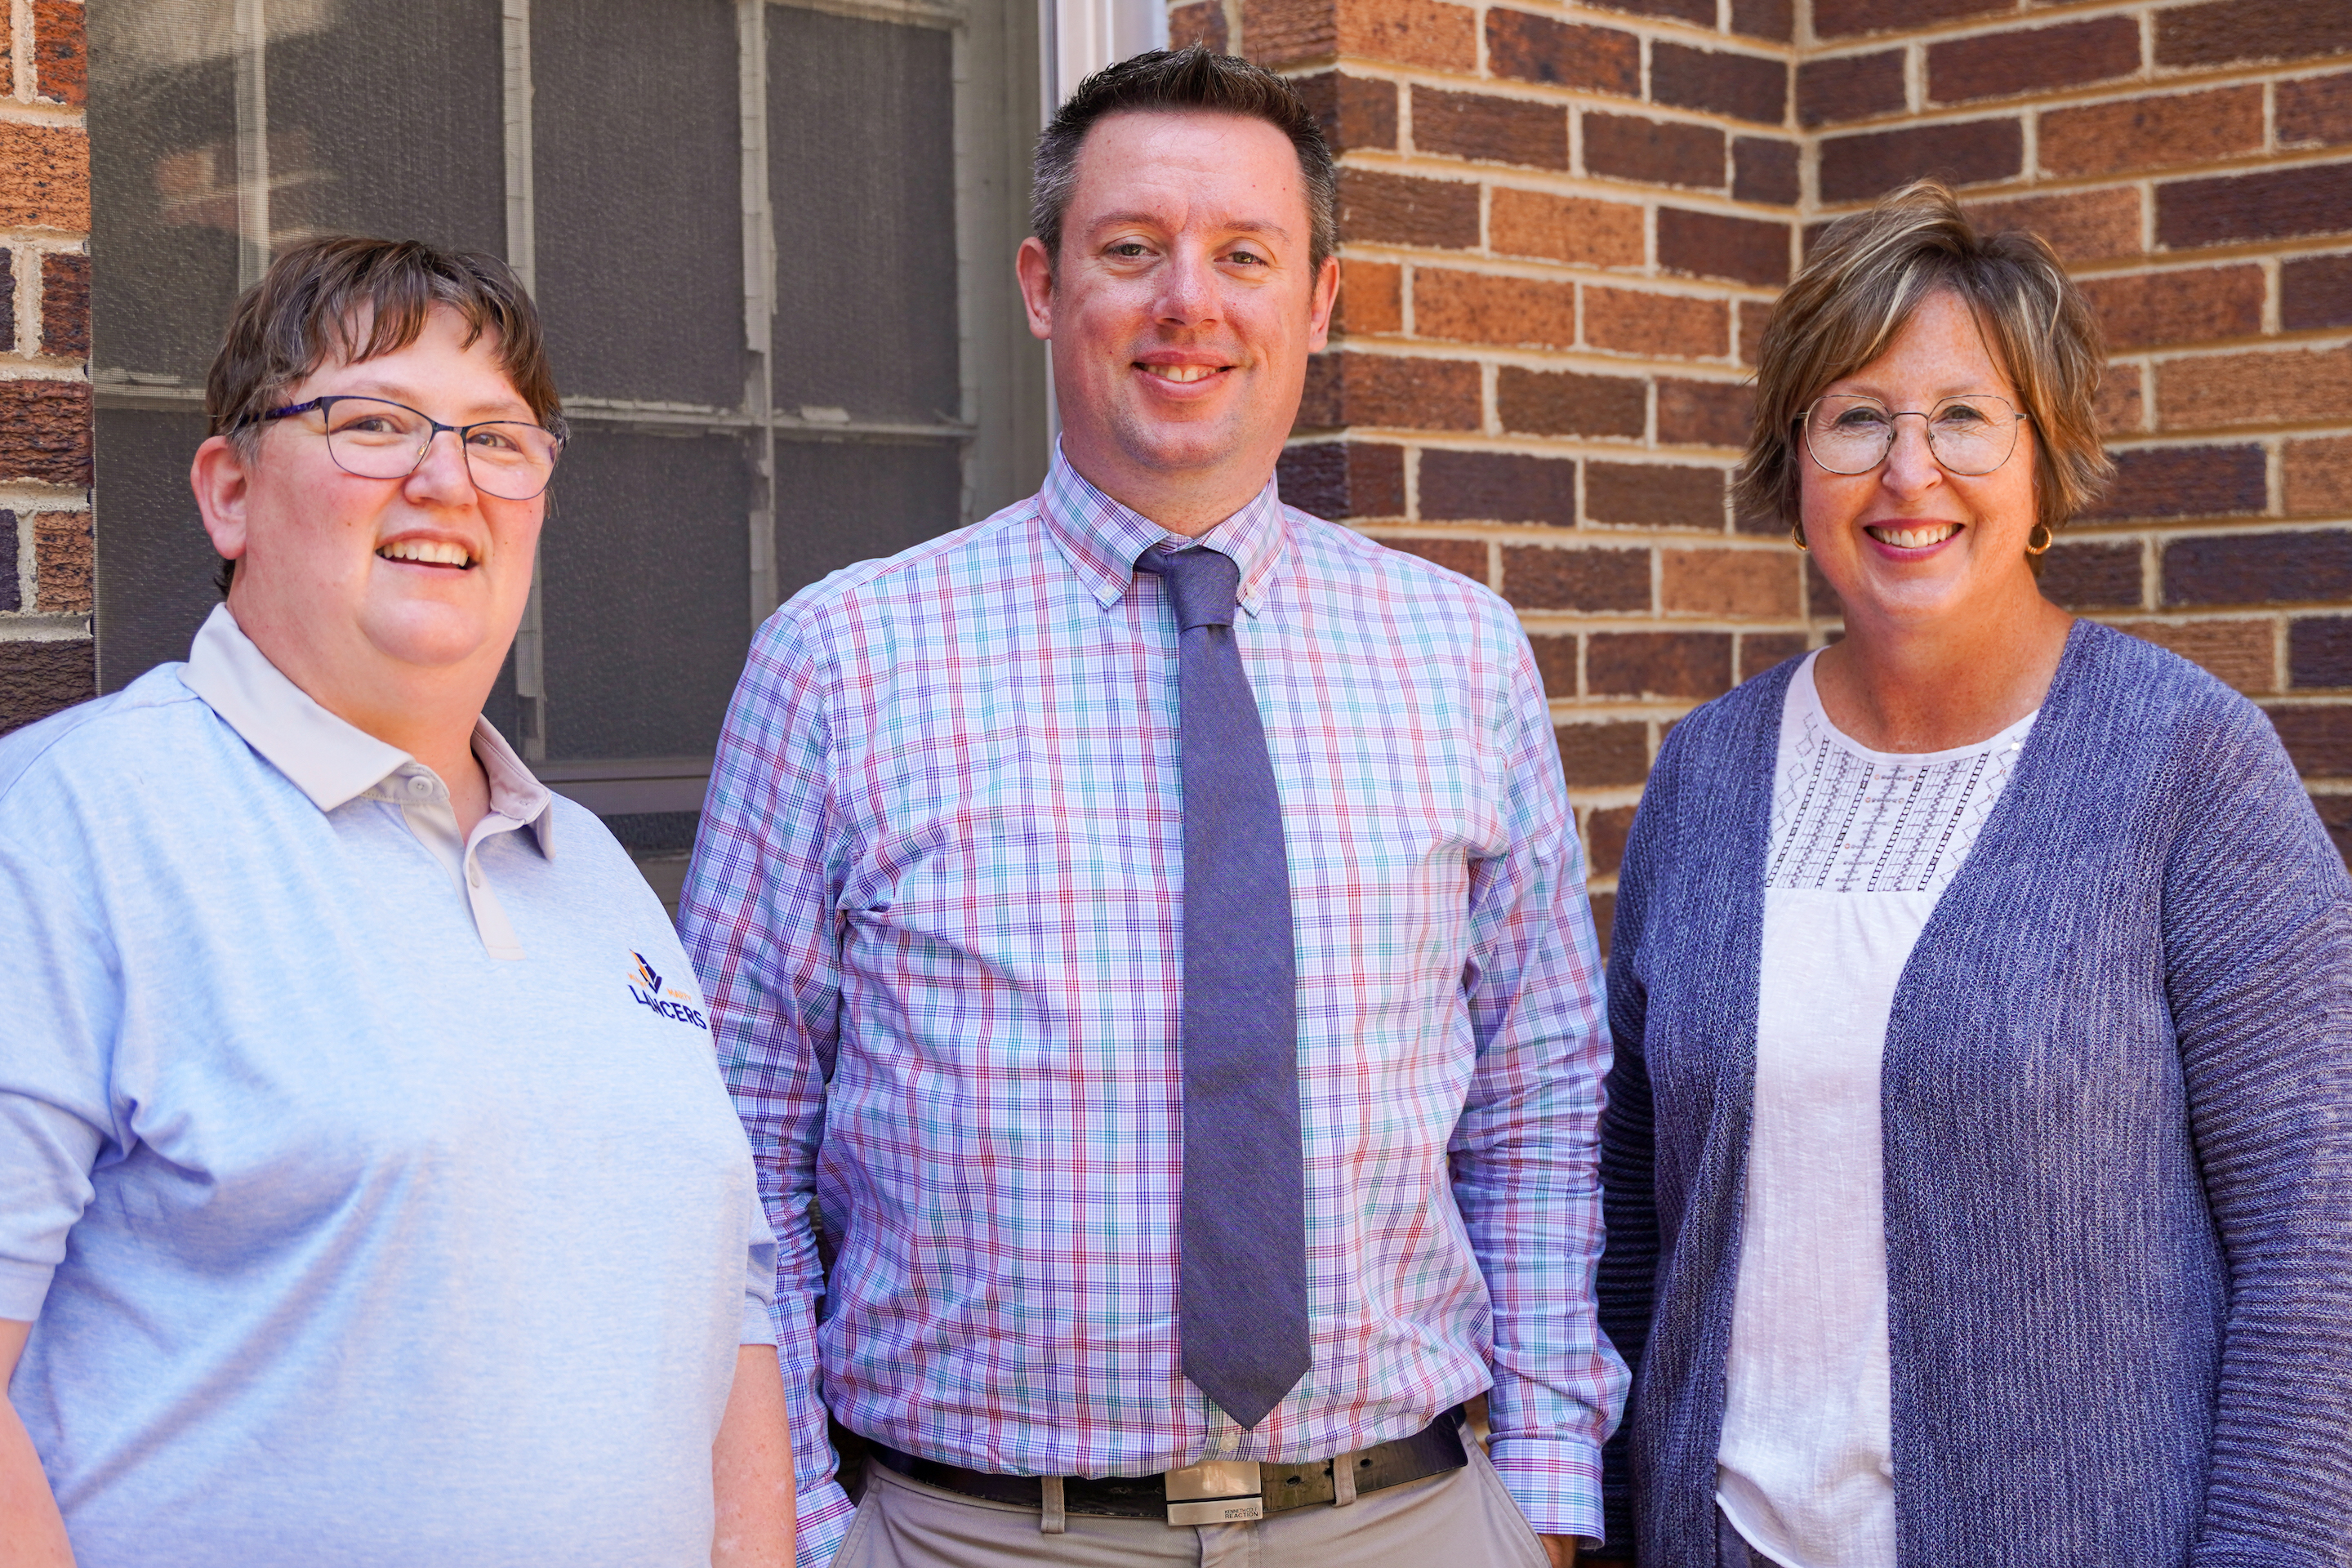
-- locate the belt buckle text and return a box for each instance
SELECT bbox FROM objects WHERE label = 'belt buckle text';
[1164,1459,1264,1526]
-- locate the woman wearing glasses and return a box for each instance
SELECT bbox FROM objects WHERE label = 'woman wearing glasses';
[0,238,792,1565]
[1592,180,2352,1566]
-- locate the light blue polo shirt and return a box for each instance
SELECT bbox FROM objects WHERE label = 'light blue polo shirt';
[0,606,776,1567]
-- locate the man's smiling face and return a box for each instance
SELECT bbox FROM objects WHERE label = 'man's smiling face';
[1018,109,1337,524]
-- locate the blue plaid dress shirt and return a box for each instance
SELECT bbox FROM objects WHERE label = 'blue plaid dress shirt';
[679,452,1626,1563]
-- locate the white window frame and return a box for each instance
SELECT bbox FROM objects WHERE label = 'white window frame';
[1041,0,1167,115]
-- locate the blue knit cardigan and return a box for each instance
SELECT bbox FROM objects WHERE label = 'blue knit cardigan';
[1597,620,2352,1566]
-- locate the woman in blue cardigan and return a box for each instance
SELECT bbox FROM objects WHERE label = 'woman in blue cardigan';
[1594,179,2352,1567]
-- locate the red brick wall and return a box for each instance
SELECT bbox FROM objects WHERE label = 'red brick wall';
[0,0,91,736]
[1172,0,2352,924]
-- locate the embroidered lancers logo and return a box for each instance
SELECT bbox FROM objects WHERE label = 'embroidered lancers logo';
[628,951,709,1030]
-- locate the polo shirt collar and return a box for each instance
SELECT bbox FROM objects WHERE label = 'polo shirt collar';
[1037,445,1288,618]
[178,604,555,856]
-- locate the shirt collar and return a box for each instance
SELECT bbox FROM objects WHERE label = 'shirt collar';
[178,604,555,856]
[1036,444,1289,617]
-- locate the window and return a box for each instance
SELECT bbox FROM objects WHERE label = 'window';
[90,0,1047,876]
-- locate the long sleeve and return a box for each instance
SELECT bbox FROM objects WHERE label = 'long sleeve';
[1592,739,1668,1558]
[1450,635,1628,1541]
[2165,710,2352,1567]
[679,609,859,1566]
[672,486,1637,1506]
[1562,630,2352,1566]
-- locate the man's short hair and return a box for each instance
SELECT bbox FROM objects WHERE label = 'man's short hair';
[1031,47,1338,274]
[202,235,561,591]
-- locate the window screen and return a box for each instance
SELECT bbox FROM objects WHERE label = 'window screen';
[532,0,742,408]
[262,1,504,257]
[91,0,504,688]
[541,431,752,761]
[88,3,238,386]
[90,0,1046,867]
[769,7,960,425]
[84,408,216,686]
[774,439,964,596]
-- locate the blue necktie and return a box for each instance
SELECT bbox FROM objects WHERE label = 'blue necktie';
[1136,544,1309,1432]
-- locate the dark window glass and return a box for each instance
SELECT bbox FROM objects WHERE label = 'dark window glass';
[262,1,505,257]
[91,409,218,688]
[539,431,751,761]
[768,7,960,425]
[482,637,521,745]
[89,6,240,388]
[88,0,1034,796]
[604,811,702,855]
[532,0,743,408]
[90,0,502,692]
[773,439,963,604]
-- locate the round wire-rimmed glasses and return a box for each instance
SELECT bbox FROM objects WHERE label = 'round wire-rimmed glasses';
[1801,393,2028,477]
[256,394,566,501]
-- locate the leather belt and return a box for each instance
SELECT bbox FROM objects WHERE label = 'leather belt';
[866,1406,1468,1525]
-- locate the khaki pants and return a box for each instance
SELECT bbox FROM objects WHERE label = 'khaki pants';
[835,1438,1554,1567]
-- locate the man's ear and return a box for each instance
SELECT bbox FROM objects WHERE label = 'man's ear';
[190,434,254,569]
[1016,235,1056,342]
[1306,254,1340,354]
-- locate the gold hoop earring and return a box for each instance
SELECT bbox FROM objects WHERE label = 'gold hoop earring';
[2026,523,2052,556]
[1791,519,1809,553]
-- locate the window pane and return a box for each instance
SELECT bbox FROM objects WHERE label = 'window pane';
[263,0,504,257]
[532,0,743,407]
[92,409,218,690]
[540,431,752,760]
[89,1,240,385]
[773,439,963,604]
[88,0,1032,793]
[90,0,505,692]
[768,7,960,425]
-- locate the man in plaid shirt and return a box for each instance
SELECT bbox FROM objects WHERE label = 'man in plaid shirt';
[681,46,1624,1568]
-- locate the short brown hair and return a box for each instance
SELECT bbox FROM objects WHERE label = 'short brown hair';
[1733,180,2113,541]
[1031,47,1338,274]
[204,236,561,590]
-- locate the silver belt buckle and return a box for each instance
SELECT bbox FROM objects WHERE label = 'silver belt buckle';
[1164,1458,1264,1526]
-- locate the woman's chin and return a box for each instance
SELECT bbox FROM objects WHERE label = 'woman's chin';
[362,606,505,675]
[1839,565,1984,630]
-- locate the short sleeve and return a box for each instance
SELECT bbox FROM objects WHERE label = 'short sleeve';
[0,832,122,1320]
[739,1177,779,1346]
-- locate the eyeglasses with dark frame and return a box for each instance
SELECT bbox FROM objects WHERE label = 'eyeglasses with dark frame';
[1801,393,2029,478]
[252,394,566,501]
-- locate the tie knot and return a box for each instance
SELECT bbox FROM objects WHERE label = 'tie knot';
[1138,546,1241,632]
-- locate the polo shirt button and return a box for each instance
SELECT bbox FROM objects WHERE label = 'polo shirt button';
[406,776,432,797]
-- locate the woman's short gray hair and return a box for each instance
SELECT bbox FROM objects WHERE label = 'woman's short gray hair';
[1031,47,1338,274]
[1734,180,2114,540]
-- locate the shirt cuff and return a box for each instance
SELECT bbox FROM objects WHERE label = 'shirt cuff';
[741,1294,779,1346]
[794,1478,859,1567]
[1487,1433,1606,1544]
[0,1258,53,1322]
